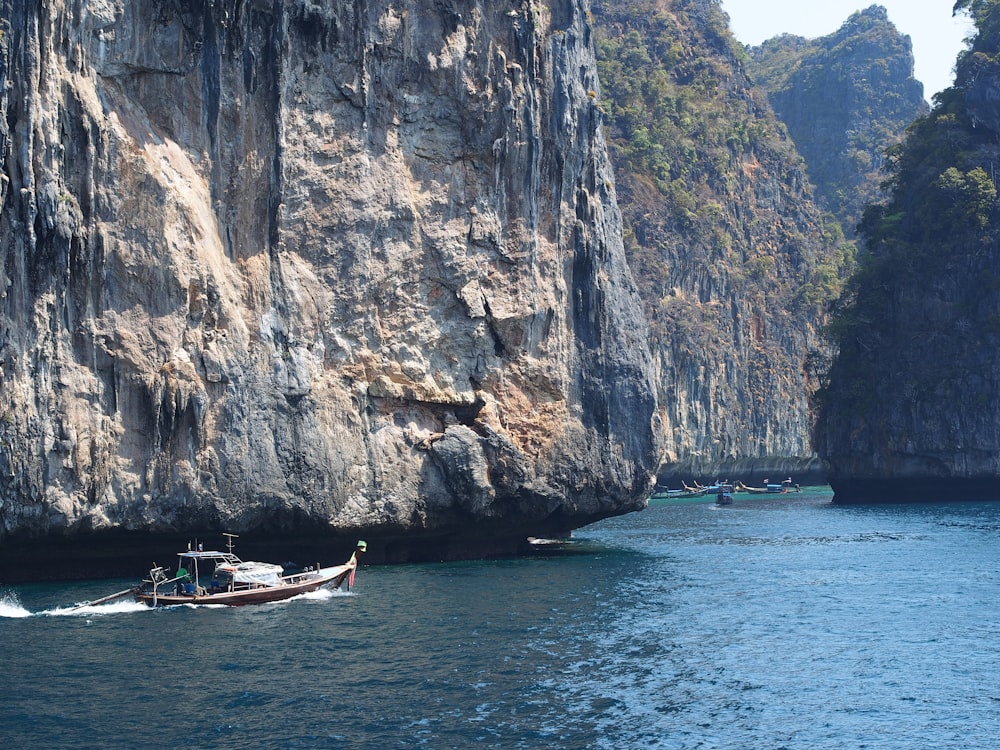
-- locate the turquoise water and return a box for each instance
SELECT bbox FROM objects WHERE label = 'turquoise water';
[3,487,999,748]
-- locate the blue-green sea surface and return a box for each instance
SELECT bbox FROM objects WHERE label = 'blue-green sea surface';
[2,487,999,749]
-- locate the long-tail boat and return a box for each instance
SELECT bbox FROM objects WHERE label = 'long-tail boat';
[133,534,366,607]
[69,535,366,610]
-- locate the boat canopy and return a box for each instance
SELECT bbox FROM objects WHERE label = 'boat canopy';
[216,561,284,586]
[178,551,241,564]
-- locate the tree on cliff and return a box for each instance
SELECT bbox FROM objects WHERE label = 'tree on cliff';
[816,0,1000,499]
[748,5,928,238]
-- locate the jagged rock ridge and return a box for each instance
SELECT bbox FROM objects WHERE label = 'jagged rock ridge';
[0,0,660,558]
[749,4,928,237]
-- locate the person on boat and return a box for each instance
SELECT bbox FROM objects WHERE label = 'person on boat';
[174,566,190,595]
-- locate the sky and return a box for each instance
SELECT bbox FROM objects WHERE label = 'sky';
[721,0,976,99]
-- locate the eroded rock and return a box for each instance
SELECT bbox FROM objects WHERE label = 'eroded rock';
[0,0,659,552]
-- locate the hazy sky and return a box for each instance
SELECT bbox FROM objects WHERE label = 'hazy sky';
[721,0,975,99]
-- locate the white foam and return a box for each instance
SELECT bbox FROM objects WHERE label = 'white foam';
[45,600,149,617]
[298,587,336,601]
[0,592,32,618]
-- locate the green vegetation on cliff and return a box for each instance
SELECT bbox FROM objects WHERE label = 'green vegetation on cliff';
[817,0,1000,491]
[591,0,853,477]
[748,5,928,237]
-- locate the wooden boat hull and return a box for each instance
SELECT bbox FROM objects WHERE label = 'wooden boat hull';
[136,565,352,607]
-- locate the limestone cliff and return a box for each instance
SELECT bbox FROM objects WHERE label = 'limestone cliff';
[0,0,659,555]
[749,5,928,238]
[816,0,1000,502]
[592,0,851,484]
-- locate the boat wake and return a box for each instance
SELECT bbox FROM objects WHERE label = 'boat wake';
[0,591,150,618]
[0,592,32,618]
[46,600,150,617]
[297,587,353,602]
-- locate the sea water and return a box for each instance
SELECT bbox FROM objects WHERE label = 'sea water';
[2,487,999,749]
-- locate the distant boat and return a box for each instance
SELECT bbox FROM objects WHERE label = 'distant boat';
[736,478,800,494]
[687,479,728,493]
[715,483,735,505]
[652,487,709,499]
[526,536,577,554]
[765,478,800,493]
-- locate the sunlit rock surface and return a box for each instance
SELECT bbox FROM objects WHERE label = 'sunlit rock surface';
[0,0,659,557]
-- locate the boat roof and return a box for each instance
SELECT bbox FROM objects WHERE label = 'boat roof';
[177,551,241,563]
[216,560,284,584]
[217,560,283,573]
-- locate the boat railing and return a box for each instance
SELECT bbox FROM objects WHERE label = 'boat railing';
[143,565,192,606]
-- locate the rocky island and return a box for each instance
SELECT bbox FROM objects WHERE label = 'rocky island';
[816,0,1000,502]
[0,0,661,576]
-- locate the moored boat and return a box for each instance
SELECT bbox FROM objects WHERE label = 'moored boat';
[525,536,579,555]
[736,482,769,494]
[652,487,709,499]
[736,478,801,495]
[133,535,367,607]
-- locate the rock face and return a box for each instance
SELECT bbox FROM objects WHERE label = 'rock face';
[592,0,849,484]
[815,3,1000,502]
[0,0,660,554]
[749,5,928,238]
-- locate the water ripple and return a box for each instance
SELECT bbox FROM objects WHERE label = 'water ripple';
[3,491,1000,748]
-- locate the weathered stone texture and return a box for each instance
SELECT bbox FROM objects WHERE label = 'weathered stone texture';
[0,0,659,546]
